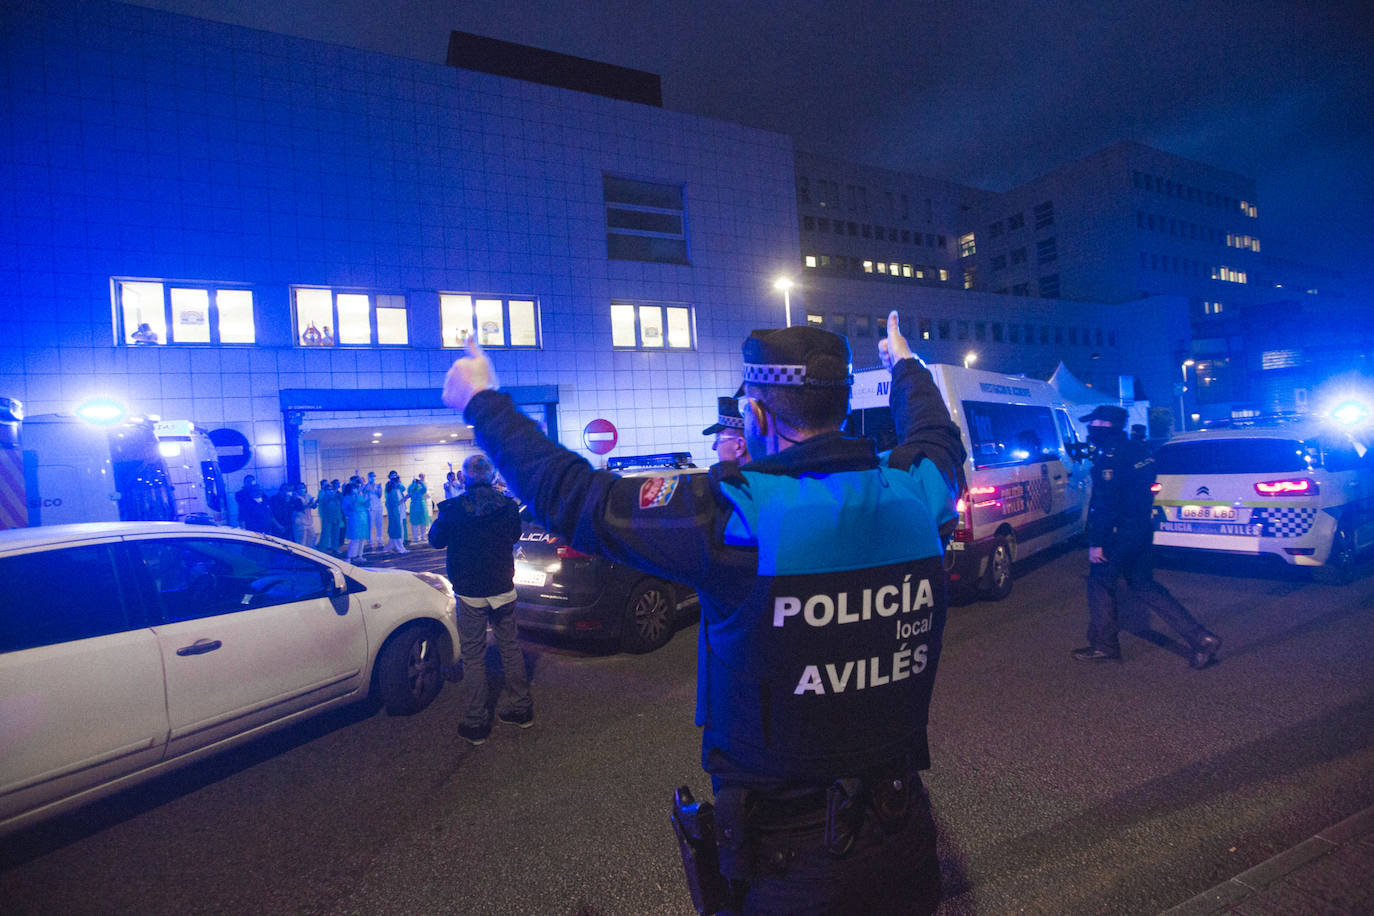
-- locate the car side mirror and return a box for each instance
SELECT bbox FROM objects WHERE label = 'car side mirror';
[330,568,347,594]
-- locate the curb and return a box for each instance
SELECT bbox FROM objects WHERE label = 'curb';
[1160,805,1374,915]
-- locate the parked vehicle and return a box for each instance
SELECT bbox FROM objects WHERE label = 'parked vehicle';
[1151,420,1374,582]
[850,364,1094,599]
[19,414,225,526]
[512,453,701,653]
[0,521,458,835]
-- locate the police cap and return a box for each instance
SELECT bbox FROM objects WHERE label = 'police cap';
[702,395,745,435]
[739,326,853,390]
[1078,404,1129,427]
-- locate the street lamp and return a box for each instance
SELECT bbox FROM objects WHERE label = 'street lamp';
[1178,359,1195,432]
[963,352,977,369]
[773,276,794,327]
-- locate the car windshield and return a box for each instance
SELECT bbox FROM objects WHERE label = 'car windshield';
[1153,438,1315,475]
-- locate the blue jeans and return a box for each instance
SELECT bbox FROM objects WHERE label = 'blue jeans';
[456,597,532,729]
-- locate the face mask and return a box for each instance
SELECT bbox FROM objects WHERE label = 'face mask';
[1087,426,1115,446]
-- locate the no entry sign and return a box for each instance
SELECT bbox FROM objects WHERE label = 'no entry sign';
[583,418,618,455]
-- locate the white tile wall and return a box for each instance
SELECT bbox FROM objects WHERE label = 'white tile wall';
[2,0,798,496]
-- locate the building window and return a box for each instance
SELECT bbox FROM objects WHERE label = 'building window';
[919,318,933,340]
[1195,357,1237,403]
[1211,266,1248,284]
[1037,237,1057,264]
[1007,212,1025,231]
[963,268,976,290]
[115,279,255,346]
[603,175,688,265]
[939,269,950,282]
[1039,274,1060,298]
[957,320,970,341]
[938,319,951,340]
[1008,324,1020,343]
[292,288,407,347]
[805,312,825,327]
[827,313,849,337]
[1033,201,1055,229]
[1011,247,1027,265]
[441,294,540,348]
[803,216,815,232]
[958,233,977,257]
[975,321,987,341]
[991,254,1007,271]
[610,302,694,350]
[853,314,872,337]
[1012,282,1030,296]
[799,176,810,204]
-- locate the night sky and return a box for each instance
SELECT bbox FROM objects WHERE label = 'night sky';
[132,0,1374,299]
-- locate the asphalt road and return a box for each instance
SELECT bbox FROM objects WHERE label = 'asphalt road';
[2,544,1371,916]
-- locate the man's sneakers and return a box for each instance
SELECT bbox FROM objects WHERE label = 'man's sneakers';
[1071,646,1123,662]
[497,709,535,729]
[458,722,490,746]
[1190,633,1222,670]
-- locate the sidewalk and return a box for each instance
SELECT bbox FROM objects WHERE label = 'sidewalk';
[1161,805,1374,915]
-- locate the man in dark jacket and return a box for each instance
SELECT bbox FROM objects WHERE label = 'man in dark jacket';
[1072,404,1222,668]
[441,312,963,914]
[428,453,530,745]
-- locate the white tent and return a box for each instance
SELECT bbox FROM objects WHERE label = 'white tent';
[1047,362,1151,433]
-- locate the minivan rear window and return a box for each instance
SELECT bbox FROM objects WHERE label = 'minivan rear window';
[961,400,1061,470]
[1153,438,1314,475]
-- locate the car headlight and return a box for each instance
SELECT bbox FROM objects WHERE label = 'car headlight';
[414,571,454,599]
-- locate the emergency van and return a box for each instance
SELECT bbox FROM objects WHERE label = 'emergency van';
[850,364,1093,599]
[20,414,225,527]
[1150,420,1374,582]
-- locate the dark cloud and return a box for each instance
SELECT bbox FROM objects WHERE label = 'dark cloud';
[132,0,1374,292]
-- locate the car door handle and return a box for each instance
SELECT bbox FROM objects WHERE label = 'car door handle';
[176,639,223,656]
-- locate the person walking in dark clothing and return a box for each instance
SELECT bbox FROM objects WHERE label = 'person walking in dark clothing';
[235,475,277,534]
[428,453,530,745]
[441,312,963,914]
[1072,405,1222,669]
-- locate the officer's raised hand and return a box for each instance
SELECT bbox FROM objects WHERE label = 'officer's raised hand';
[442,338,498,413]
[878,310,914,370]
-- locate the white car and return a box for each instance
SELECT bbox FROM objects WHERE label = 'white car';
[0,522,459,836]
[1151,421,1374,581]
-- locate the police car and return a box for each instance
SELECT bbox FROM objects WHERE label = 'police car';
[1150,418,1374,581]
[511,453,701,653]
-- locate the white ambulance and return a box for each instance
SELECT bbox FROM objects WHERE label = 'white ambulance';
[851,364,1094,599]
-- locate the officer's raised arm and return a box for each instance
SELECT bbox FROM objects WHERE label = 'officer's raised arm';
[881,311,966,499]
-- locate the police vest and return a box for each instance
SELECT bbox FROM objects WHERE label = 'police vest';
[704,462,948,785]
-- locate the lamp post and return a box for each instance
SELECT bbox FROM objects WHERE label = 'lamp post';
[1178,359,1195,432]
[773,276,794,327]
[963,352,977,369]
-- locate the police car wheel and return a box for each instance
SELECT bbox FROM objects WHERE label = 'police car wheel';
[1315,520,1357,585]
[981,534,1015,600]
[620,579,674,654]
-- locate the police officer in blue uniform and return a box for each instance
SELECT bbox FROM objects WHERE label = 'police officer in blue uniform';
[443,312,964,914]
[1073,404,1222,668]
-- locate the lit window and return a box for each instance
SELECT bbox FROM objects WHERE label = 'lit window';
[958,233,976,257]
[440,294,541,348]
[293,288,409,347]
[806,312,825,327]
[863,260,874,273]
[611,302,695,350]
[805,255,817,268]
[115,279,256,346]
[939,269,950,282]
[902,264,913,278]
[877,262,888,274]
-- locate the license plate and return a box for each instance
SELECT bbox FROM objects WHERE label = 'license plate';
[1180,505,1238,521]
[513,568,546,587]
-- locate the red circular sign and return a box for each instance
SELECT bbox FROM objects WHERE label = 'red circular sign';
[583,418,618,455]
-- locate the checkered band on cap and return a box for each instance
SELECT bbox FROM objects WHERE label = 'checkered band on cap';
[741,363,852,387]
[718,415,744,429]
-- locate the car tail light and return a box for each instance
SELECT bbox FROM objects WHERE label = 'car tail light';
[556,544,590,559]
[1150,482,1162,494]
[952,491,974,541]
[1254,478,1317,496]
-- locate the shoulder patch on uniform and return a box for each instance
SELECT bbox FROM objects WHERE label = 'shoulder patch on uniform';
[638,476,679,509]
